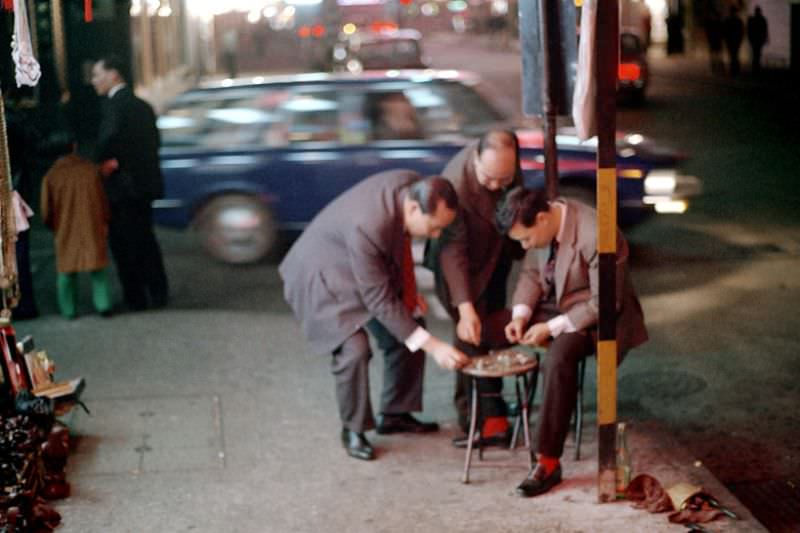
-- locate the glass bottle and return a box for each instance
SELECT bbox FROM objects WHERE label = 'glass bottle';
[615,421,632,498]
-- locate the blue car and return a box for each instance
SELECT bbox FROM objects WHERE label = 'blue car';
[155,70,700,263]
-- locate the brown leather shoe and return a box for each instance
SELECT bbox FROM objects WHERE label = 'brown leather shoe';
[515,463,562,497]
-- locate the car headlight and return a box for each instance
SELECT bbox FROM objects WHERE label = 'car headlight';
[644,169,677,195]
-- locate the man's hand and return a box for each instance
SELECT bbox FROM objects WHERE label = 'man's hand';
[423,337,469,370]
[456,302,481,346]
[520,322,551,347]
[99,158,119,178]
[504,316,528,344]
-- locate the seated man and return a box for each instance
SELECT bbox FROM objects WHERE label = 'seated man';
[496,187,648,497]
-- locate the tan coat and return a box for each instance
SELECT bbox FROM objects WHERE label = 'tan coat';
[512,199,648,359]
[40,154,110,273]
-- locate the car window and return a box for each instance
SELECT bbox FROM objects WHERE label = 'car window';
[159,78,506,149]
[363,90,423,140]
[406,80,505,138]
[621,34,642,55]
[159,86,344,148]
[282,88,341,144]
[357,40,422,68]
[159,88,285,149]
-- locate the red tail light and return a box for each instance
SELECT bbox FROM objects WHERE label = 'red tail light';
[311,24,326,38]
[618,63,641,81]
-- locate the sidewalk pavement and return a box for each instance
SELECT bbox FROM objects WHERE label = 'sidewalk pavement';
[23,304,765,533]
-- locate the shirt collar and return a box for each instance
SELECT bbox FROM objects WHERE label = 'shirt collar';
[551,200,567,244]
[108,83,126,98]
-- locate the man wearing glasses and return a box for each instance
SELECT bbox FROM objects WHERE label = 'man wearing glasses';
[425,129,524,446]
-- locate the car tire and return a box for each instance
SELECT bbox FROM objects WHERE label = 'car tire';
[193,194,277,265]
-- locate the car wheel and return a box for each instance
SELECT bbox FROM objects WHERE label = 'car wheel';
[193,194,276,264]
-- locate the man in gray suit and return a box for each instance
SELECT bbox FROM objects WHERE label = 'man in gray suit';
[496,187,648,497]
[280,170,469,461]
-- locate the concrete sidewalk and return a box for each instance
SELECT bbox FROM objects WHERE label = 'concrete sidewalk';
[22,304,764,533]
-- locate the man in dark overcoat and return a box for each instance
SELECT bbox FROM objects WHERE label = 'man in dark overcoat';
[91,55,168,311]
[425,129,524,444]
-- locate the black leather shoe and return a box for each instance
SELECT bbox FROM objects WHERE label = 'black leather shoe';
[376,413,439,434]
[452,430,512,449]
[340,428,374,460]
[515,463,562,497]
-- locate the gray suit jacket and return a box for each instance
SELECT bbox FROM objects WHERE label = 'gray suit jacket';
[279,170,421,355]
[512,199,648,359]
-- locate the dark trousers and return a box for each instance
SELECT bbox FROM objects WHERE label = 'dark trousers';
[331,319,425,433]
[108,200,168,310]
[535,331,595,458]
[13,230,38,319]
[453,307,512,429]
[452,258,518,430]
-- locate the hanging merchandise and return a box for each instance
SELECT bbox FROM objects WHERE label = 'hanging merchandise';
[11,0,41,87]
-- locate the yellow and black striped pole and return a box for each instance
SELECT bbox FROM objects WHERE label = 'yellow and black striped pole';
[595,0,619,503]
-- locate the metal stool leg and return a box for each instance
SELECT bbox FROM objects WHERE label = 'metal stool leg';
[462,378,480,484]
[516,374,535,469]
[574,357,586,461]
[511,354,540,449]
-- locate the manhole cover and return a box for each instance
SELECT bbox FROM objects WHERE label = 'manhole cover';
[728,479,800,533]
[619,370,707,400]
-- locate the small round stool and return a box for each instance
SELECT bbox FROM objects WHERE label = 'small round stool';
[460,350,540,484]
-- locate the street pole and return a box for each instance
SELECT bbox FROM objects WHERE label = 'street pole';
[539,0,565,199]
[594,0,619,503]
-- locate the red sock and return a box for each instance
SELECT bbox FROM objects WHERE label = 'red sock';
[537,454,560,476]
[481,416,509,437]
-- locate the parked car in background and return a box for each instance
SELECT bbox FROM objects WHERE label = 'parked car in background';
[618,31,650,104]
[332,28,427,73]
[155,70,699,264]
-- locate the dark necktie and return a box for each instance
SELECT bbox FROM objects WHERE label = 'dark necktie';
[401,235,417,314]
[543,239,558,300]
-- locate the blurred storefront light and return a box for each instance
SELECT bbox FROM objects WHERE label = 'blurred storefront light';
[446,0,468,12]
[187,1,303,18]
[420,3,438,16]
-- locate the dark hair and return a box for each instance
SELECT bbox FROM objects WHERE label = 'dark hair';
[96,55,127,81]
[495,186,549,234]
[408,175,458,214]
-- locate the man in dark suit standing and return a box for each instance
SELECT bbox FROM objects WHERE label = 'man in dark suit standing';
[91,56,168,311]
[496,187,648,497]
[425,129,523,445]
[280,170,469,461]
